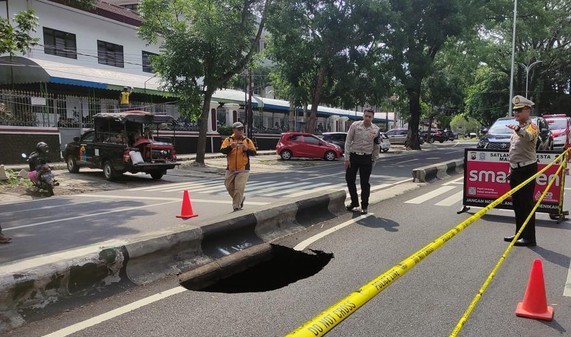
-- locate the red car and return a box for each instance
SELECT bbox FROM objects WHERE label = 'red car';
[544,114,571,151]
[276,132,342,161]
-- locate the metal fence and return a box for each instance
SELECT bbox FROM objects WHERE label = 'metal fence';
[0,89,180,129]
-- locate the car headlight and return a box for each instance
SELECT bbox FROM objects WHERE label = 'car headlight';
[477,139,487,148]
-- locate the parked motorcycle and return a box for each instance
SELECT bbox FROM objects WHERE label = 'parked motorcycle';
[22,142,57,196]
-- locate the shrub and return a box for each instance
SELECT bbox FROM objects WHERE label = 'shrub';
[217,125,233,135]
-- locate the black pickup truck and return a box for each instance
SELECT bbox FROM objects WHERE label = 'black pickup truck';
[62,111,179,181]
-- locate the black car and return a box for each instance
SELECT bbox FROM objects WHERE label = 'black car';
[321,132,347,152]
[477,116,554,151]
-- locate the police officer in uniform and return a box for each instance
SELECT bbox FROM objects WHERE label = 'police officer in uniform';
[504,95,538,247]
[344,108,380,215]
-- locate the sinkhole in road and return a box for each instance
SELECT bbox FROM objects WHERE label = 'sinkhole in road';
[182,245,333,293]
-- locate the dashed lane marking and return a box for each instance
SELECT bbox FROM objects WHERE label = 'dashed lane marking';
[404,186,456,204]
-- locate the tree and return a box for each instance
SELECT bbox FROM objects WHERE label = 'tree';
[266,0,389,132]
[450,114,480,136]
[0,10,39,56]
[139,0,270,164]
[381,0,482,149]
[474,0,571,114]
[465,66,509,127]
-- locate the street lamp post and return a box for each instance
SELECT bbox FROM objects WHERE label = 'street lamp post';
[520,60,542,99]
[508,0,518,116]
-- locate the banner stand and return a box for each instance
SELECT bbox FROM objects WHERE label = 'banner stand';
[460,148,568,223]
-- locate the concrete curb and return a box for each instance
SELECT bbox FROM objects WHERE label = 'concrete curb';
[411,159,464,182]
[2,150,278,172]
[0,189,345,332]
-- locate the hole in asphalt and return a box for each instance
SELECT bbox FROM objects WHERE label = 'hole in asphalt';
[181,245,333,293]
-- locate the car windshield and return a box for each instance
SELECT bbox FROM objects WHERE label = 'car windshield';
[488,119,515,135]
[547,119,567,130]
[488,118,540,135]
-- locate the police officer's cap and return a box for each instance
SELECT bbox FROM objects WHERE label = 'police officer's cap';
[512,95,535,110]
[232,122,244,129]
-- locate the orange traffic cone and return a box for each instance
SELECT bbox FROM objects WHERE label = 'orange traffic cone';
[515,259,554,321]
[176,190,198,219]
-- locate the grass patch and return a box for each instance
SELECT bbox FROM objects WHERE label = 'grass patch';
[0,169,32,188]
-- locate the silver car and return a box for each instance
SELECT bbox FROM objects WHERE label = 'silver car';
[385,128,408,144]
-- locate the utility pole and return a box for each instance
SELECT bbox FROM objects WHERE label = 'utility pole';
[247,68,253,139]
[508,0,517,116]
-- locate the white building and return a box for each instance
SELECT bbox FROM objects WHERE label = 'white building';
[0,0,394,163]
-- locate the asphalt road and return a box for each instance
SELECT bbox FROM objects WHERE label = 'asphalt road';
[0,142,471,265]
[8,168,571,337]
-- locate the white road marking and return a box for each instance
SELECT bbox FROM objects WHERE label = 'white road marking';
[294,213,373,251]
[397,159,419,164]
[1,199,97,215]
[404,186,456,204]
[564,260,571,297]
[76,194,268,205]
[130,181,210,191]
[76,195,180,201]
[42,286,187,337]
[263,182,327,196]
[3,201,179,231]
[4,198,267,232]
[163,180,273,193]
[435,191,464,207]
[287,185,341,198]
[0,239,127,275]
[444,177,464,186]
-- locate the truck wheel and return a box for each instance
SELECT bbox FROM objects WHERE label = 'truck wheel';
[103,160,118,181]
[67,156,79,173]
[150,171,163,180]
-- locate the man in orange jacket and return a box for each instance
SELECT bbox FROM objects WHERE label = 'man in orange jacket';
[220,122,257,211]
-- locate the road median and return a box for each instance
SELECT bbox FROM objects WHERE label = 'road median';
[0,189,345,333]
[411,159,464,182]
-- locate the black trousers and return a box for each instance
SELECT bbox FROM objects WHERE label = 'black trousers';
[345,153,373,209]
[509,162,537,241]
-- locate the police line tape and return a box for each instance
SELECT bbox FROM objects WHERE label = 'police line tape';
[450,150,568,336]
[286,149,571,337]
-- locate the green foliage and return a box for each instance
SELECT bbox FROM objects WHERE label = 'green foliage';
[465,66,509,126]
[266,0,390,132]
[450,114,481,135]
[382,0,481,149]
[138,0,269,163]
[476,0,571,114]
[0,169,30,187]
[217,125,234,135]
[0,10,39,55]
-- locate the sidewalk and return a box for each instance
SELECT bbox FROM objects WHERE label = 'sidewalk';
[2,150,278,172]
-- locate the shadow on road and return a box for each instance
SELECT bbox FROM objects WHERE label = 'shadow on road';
[356,215,400,232]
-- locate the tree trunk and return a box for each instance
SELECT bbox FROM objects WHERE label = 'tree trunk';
[288,101,295,131]
[305,65,327,133]
[196,90,213,165]
[406,83,422,150]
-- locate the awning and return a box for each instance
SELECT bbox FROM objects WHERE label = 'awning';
[0,56,164,94]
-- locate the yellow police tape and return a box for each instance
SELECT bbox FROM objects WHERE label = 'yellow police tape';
[286,150,570,337]
[450,150,568,336]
